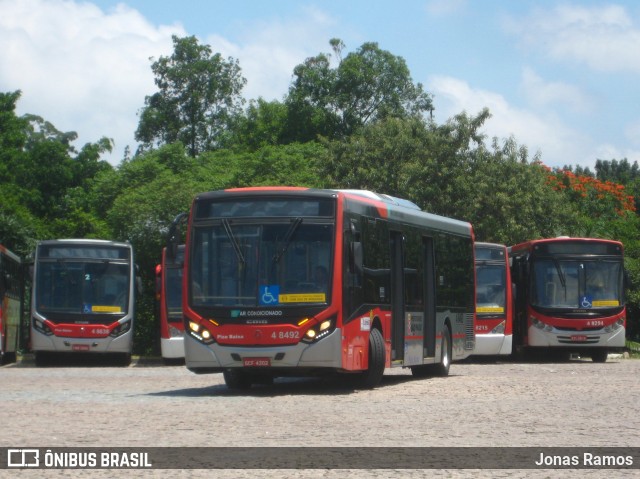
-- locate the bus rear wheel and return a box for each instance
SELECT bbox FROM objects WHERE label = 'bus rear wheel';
[434,326,451,377]
[357,328,385,389]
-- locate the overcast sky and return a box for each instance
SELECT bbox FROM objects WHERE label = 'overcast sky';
[1,0,640,169]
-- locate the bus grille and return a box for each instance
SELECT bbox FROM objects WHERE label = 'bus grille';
[464,313,475,350]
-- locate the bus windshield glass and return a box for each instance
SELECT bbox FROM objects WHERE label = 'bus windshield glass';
[36,247,130,314]
[476,264,506,313]
[531,259,622,309]
[190,222,333,307]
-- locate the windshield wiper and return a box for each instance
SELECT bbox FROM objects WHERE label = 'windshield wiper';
[222,219,245,265]
[273,217,303,264]
[552,258,566,289]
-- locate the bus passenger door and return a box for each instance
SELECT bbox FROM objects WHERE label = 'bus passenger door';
[390,231,404,362]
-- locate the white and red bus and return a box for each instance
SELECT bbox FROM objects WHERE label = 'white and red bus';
[474,242,513,355]
[156,245,185,360]
[31,239,137,365]
[0,244,23,364]
[175,187,476,389]
[509,237,626,362]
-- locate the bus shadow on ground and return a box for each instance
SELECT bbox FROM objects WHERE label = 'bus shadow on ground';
[146,372,431,398]
[459,353,619,365]
[25,352,131,367]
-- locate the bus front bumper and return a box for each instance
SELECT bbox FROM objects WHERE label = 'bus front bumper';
[184,327,343,373]
[474,334,513,356]
[527,324,626,349]
[161,336,185,359]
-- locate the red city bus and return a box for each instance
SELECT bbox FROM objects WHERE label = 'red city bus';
[156,245,185,361]
[474,242,513,355]
[0,244,23,365]
[509,237,626,362]
[174,187,476,389]
[31,239,137,366]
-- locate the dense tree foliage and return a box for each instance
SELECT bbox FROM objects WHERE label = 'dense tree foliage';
[135,35,246,157]
[284,39,433,143]
[1,37,639,354]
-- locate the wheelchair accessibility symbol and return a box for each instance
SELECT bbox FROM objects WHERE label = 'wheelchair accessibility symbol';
[581,296,592,308]
[259,285,280,305]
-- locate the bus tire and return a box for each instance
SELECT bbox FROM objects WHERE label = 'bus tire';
[434,326,451,377]
[590,350,608,363]
[357,328,385,389]
[119,353,132,367]
[223,369,252,390]
[2,352,16,365]
[34,351,49,367]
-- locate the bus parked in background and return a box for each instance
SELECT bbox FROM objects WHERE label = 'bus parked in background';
[0,245,23,364]
[31,239,137,366]
[156,245,185,361]
[175,187,476,389]
[474,242,512,356]
[509,237,626,362]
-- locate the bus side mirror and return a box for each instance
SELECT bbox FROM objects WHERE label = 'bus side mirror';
[0,273,9,295]
[135,264,143,295]
[349,242,363,275]
[623,268,630,295]
[167,212,188,261]
[348,219,363,275]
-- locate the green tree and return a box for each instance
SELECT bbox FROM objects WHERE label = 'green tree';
[136,35,246,157]
[225,98,289,150]
[285,39,433,142]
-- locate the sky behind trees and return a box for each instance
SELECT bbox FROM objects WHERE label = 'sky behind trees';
[1,0,640,168]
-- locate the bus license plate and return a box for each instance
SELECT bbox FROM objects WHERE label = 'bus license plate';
[243,357,271,367]
[570,335,587,342]
[72,344,90,351]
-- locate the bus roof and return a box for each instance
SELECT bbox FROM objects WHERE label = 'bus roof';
[509,237,623,256]
[36,239,132,248]
[475,242,507,249]
[196,187,473,238]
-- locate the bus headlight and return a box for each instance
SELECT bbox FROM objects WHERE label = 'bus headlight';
[33,318,53,336]
[188,321,215,345]
[604,319,625,333]
[169,325,184,338]
[110,320,131,337]
[531,316,553,332]
[302,317,335,344]
[491,320,505,334]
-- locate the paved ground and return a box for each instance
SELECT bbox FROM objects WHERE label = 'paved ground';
[2,355,639,478]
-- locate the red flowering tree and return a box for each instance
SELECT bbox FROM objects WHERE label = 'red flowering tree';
[541,163,636,219]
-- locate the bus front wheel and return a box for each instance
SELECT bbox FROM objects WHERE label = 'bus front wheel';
[357,328,385,389]
[590,350,608,363]
[223,369,252,390]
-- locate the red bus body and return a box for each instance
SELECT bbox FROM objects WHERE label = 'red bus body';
[0,244,22,364]
[509,237,626,362]
[474,242,513,355]
[157,246,185,359]
[179,187,476,388]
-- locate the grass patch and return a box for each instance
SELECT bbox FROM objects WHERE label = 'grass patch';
[626,340,640,358]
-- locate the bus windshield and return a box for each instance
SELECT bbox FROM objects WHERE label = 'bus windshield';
[476,264,506,313]
[36,260,130,314]
[190,222,333,307]
[531,259,622,309]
